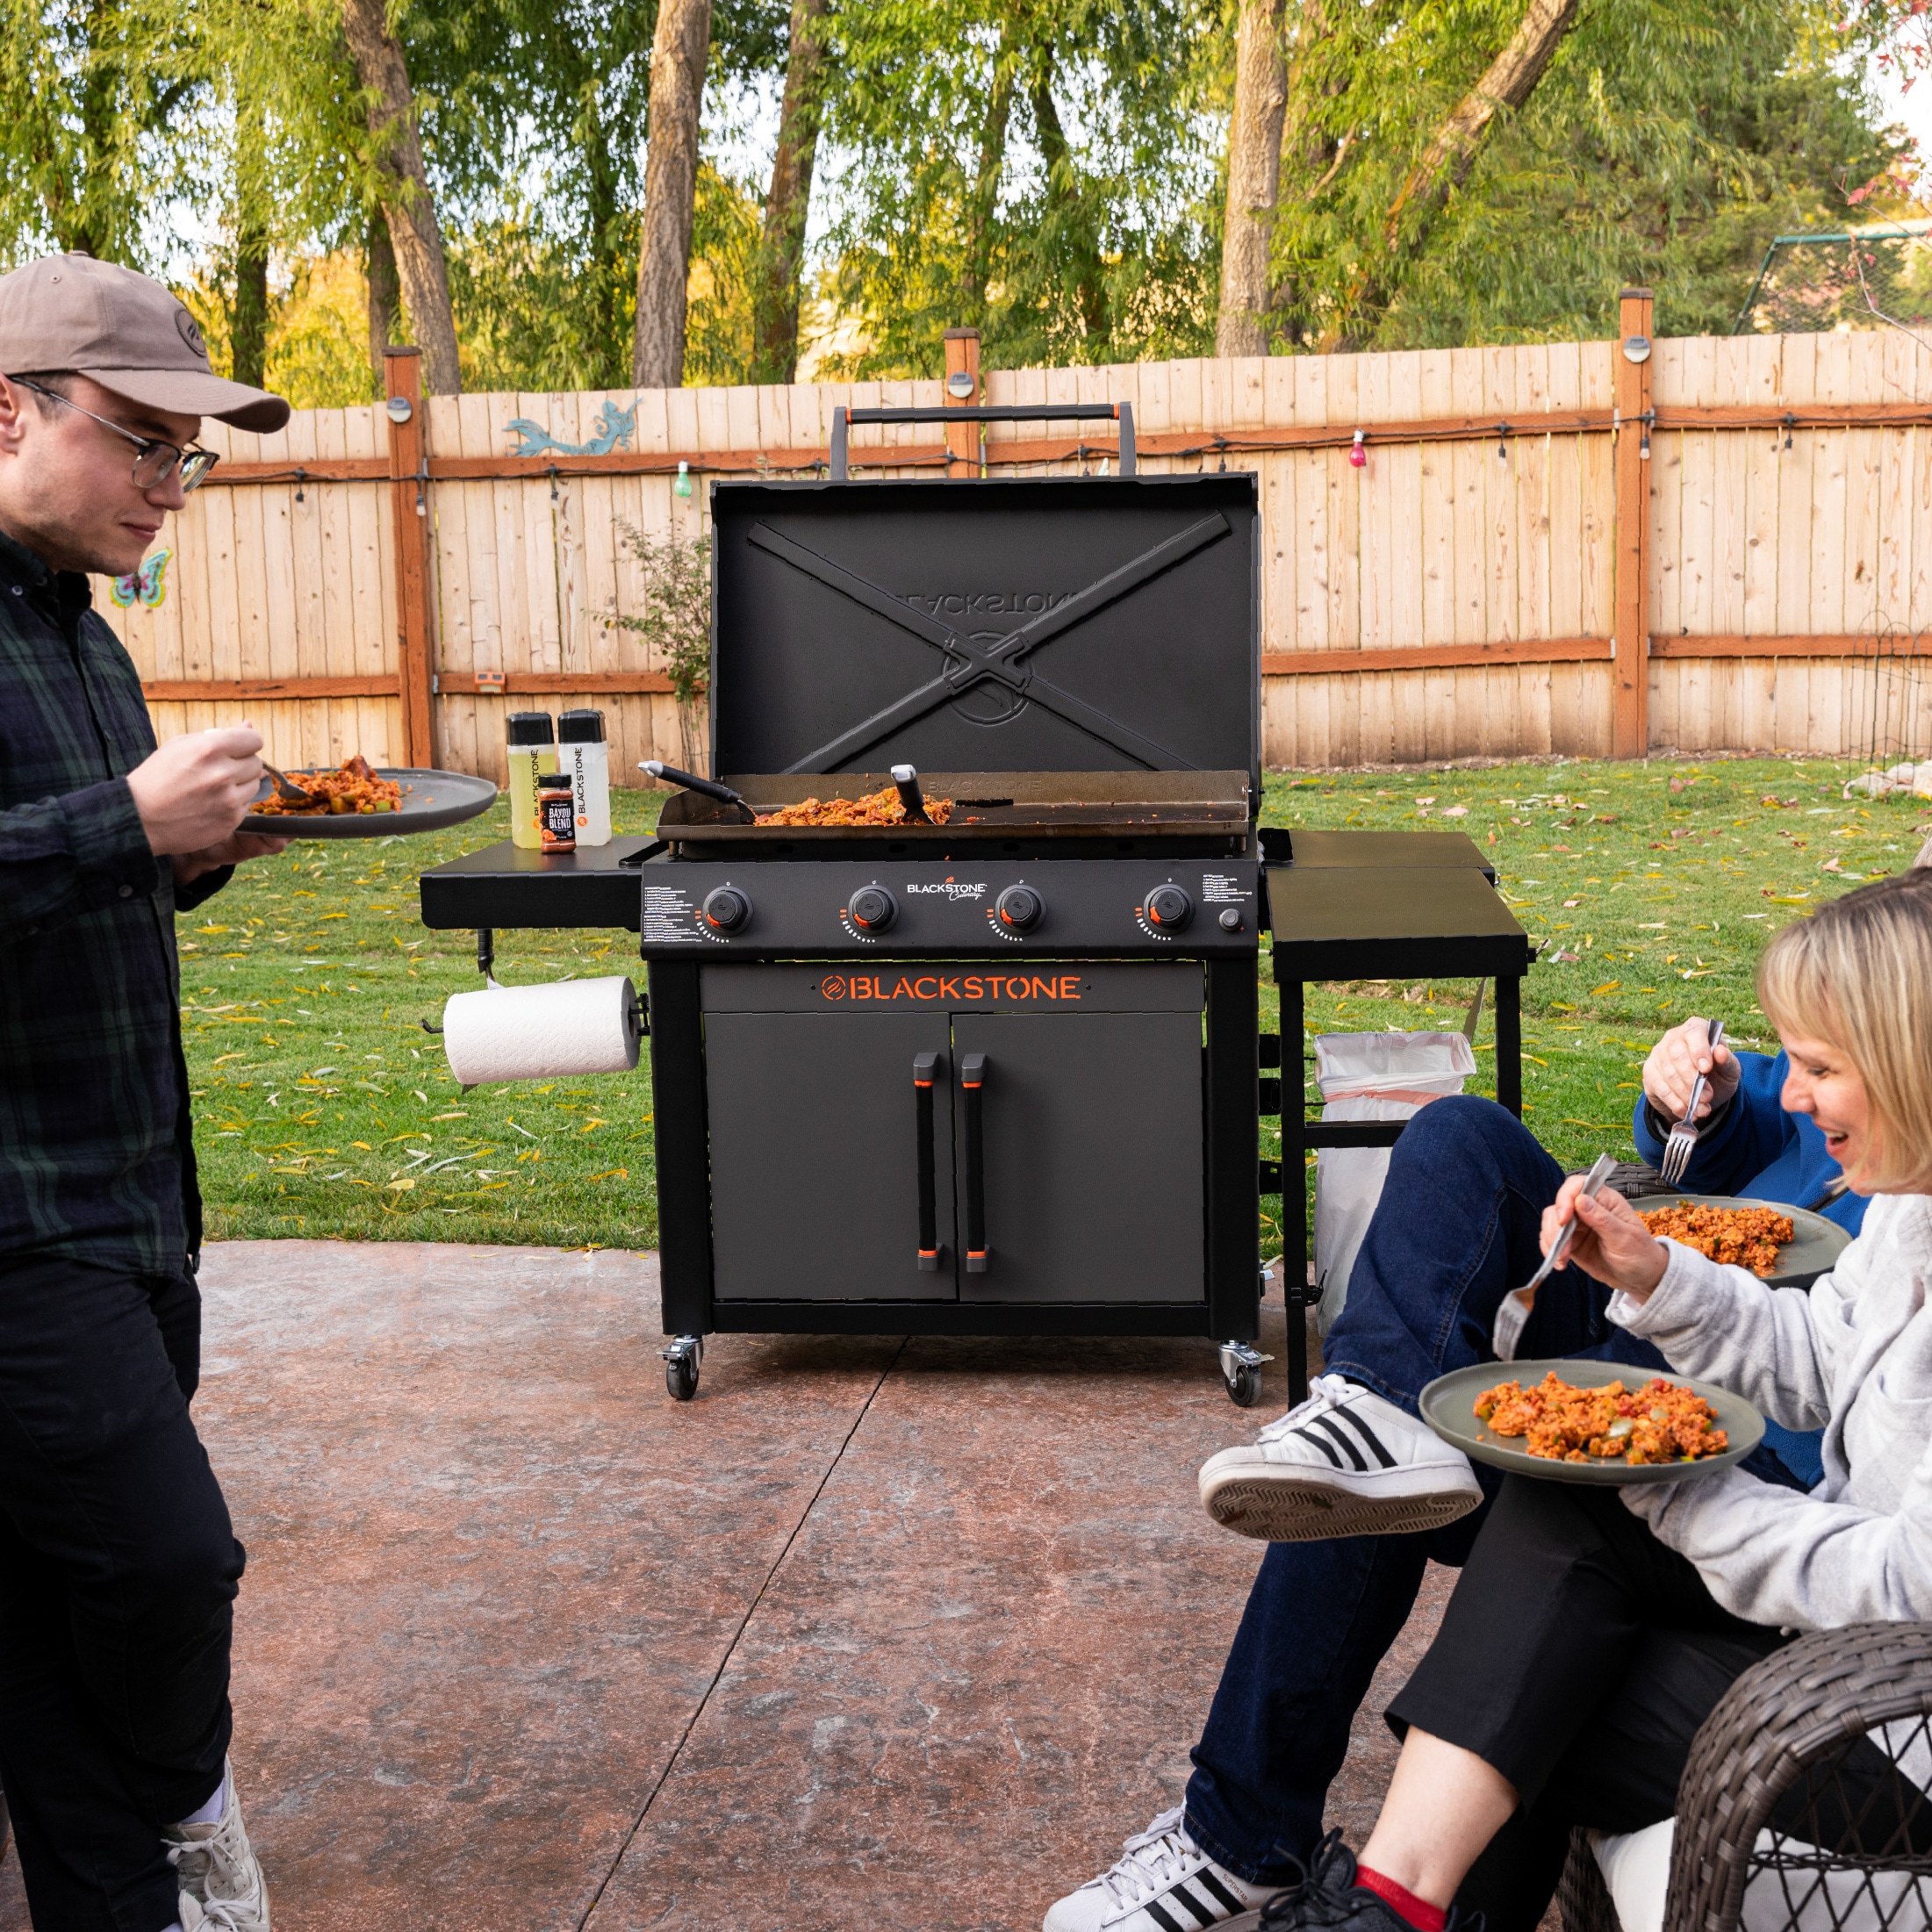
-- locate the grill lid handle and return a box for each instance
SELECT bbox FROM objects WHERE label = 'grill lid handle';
[830,403,1134,480]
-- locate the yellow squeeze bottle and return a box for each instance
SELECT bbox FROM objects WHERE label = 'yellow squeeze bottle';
[506,711,558,848]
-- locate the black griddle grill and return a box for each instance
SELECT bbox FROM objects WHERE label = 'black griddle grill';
[425,469,1274,1404]
[419,462,1538,1404]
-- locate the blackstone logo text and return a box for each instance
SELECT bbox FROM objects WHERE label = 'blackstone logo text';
[906,880,987,899]
[903,590,1074,618]
[819,973,1084,1003]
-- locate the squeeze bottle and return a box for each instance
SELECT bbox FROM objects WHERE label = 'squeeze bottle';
[558,708,613,846]
[506,712,557,849]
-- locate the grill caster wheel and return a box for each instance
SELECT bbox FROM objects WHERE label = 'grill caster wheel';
[662,1335,702,1402]
[1217,1340,1270,1409]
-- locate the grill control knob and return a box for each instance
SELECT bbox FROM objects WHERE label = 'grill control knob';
[1146,884,1194,931]
[702,885,752,934]
[995,884,1044,933]
[1218,908,1243,932]
[848,884,898,932]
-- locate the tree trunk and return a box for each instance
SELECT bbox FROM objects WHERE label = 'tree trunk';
[1323,0,1581,348]
[633,0,715,389]
[230,99,270,389]
[231,232,269,388]
[365,205,400,383]
[1216,0,1288,357]
[963,21,1019,318]
[750,0,829,384]
[1031,54,1107,344]
[338,0,463,394]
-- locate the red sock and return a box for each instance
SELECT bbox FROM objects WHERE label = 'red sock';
[1356,1864,1447,1932]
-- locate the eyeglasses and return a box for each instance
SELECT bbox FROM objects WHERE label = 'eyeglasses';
[11,378,220,493]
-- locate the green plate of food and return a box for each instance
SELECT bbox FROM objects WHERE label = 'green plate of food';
[241,759,497,838]
[1418,1359,1764,1487]
[1626,1195,1849,1290]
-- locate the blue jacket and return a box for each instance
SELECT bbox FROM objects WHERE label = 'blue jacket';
[1630,1049,1867,1239]
[1632,1047,1862,1489]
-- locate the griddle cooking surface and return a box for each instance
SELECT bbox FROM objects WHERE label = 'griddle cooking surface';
[657,770,1252,847]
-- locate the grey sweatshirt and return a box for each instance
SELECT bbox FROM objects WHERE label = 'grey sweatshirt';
[1608,1192,1932,1633]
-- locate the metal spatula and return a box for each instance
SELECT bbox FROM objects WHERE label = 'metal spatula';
[1492,1153,1620,1362]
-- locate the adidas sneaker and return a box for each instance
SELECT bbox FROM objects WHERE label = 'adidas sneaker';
[1045,1805,1273,1932]
[1198,1375,1482,1542]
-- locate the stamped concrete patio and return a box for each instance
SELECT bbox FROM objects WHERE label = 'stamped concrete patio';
[0,1242,1457,1932]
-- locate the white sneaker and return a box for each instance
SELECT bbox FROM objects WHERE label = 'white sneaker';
[164,1761,269,1931]
[1198,1375,1483,1542]
[180,1899,254,1932]
[1043,1805,1273,1932]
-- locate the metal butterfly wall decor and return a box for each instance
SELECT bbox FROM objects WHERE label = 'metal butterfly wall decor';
[111,548,171,609]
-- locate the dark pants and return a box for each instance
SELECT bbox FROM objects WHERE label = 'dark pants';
[0,1255,243,1932]
[1390,1477,1925,1932]
[1183,1097,1806,1882]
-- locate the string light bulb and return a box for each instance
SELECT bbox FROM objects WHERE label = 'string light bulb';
[673,458,693,499]
[1348,429,1367,469]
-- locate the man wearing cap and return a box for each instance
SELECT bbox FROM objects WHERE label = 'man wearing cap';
[0,253,291,1932]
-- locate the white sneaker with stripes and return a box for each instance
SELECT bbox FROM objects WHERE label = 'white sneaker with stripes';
[1043,1806,1272,1932]
[1197,1375,1483,1542]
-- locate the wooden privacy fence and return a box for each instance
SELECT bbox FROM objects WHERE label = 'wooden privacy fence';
[111,292,1932,780]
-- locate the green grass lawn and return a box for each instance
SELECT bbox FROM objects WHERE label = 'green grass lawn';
[184,758,1929,1255]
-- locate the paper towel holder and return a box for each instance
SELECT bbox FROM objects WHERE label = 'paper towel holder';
[420,927,502,1036]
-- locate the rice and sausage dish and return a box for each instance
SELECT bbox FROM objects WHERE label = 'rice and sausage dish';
[251,754,406,816]
[756,784,954,827]
[1475,1371,1729,1464]
[1635,1202,1795,1275]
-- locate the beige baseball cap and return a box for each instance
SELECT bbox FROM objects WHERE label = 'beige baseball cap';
[0,252,290,434]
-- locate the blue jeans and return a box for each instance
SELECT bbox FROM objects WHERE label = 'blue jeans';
[1182,1096,1803,1883]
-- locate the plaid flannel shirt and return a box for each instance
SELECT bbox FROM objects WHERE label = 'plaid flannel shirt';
[0,525,230,1275]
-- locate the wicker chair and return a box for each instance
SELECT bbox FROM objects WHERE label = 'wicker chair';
[1559,1622,1932,1932]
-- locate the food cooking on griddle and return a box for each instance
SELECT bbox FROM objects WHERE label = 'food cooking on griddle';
[1475,1371,1728,1465]
[755,783,954,828]
[252,754,406,815]
[1636,1202,1795,1276]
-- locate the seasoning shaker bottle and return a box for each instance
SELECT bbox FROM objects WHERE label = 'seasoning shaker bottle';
[537,768,577,852]
[506,712,557,849]
[557,708,612,846]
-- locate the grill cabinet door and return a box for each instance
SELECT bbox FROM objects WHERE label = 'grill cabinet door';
[705,1011,958,1301]
[949,1010,1203,1304]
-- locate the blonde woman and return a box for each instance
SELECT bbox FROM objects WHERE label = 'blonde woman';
[1255,870,1932,1932]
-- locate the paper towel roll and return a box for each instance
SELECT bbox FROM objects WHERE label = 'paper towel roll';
[442,976,642,1086]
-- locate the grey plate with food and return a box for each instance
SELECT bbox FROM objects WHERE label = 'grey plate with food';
[1419,1359,1764,1487]
[241,768,498,838]
[1633,1193,1851,1289]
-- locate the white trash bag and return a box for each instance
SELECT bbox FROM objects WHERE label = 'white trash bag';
[1312,1030,1477,1335]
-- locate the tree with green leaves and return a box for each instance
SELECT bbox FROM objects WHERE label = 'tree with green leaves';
[0,0,201,265]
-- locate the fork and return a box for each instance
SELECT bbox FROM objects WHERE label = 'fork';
[1492,1152,1620,1361]
[1658,1019,1726,1188]
[261,762,314,806]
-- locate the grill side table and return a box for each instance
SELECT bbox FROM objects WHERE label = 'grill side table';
[1264,835,1533,1397]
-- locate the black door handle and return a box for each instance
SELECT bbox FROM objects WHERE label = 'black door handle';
[961,1052,988,1273]
[914,1052,943,1269]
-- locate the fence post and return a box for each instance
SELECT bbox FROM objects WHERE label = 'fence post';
[383,348,436,767]
[1612,286,1653,758]
[943,327,981,477]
